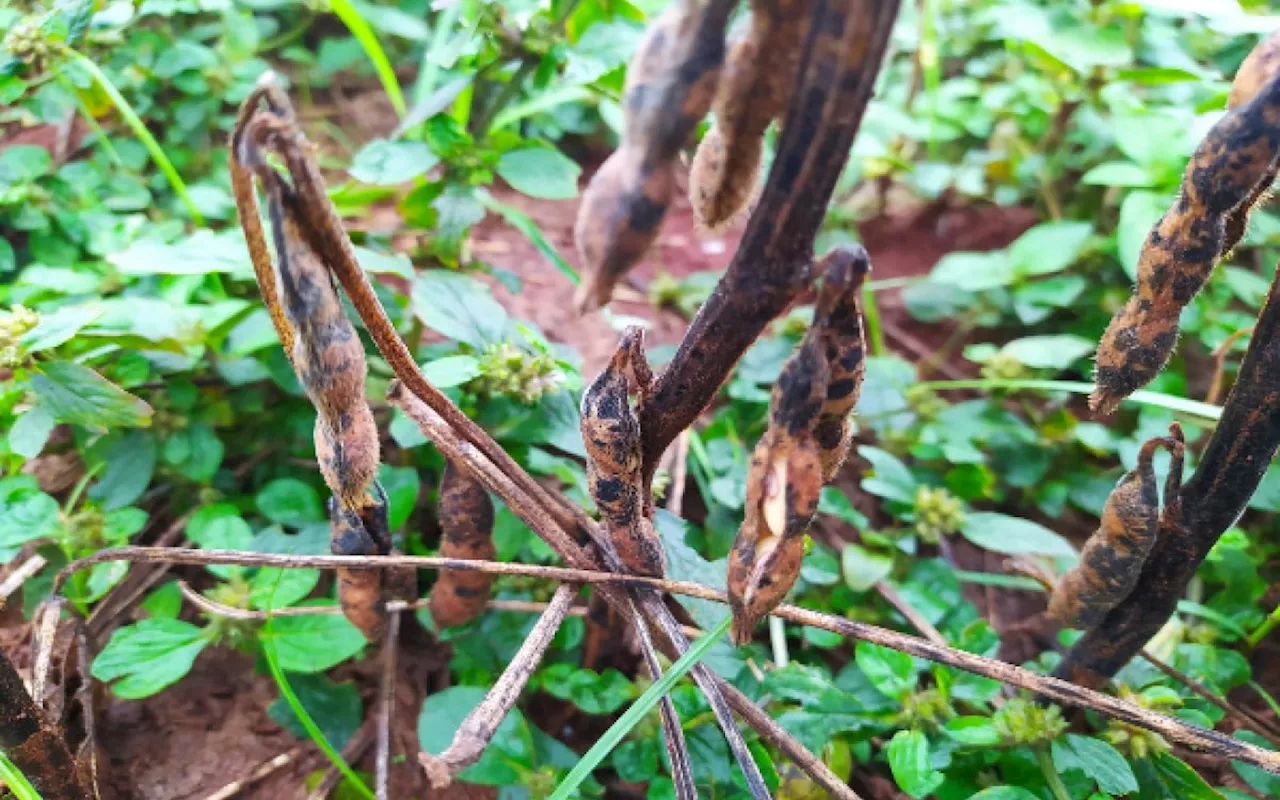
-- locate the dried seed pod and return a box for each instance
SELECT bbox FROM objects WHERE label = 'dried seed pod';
[810,246,872,482]
[1048,427,1185,631]
[1224,30,1280,258]
[727,334,828,645]
[428,460,497,629]
[329,493,388,642]
[580,327,666,577]
[573,0,734,313]
[1090,70,1280,414]
[689,0,810,230]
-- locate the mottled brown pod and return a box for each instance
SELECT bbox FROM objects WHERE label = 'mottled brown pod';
[580,327,665,577]
[689,0,810,230]
[727,333,828,645]
[428,460,497,629]
[1091,51,1280,414]
[1048,425,1185,630]
[573,0,734,313]
[811,246,871,482]
[329,491,388,642]
[1224,29,1280,258]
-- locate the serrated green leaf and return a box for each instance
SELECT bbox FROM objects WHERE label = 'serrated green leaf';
[266,608,367,673]
[496,146,581,200]
[268,673,363,750]
[961,512,1077,559]
[29,361,152,430]
[9,406,55,459]
[92,618,209,699]
[411,270,510,348]
[1053,734,1139,795]
[887,729,944,799]
[257,478,325,528]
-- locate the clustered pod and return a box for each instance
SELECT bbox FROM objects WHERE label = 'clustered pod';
[428,461,498,629]
[573,0,735,313]
[727,246,871,643]
[1049,424,1185,631]
[1090,31,1280,414]
[689,0,810,231]
[579,327,666,577]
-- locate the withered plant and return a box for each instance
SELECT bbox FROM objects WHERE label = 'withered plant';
[11,3,1280,799]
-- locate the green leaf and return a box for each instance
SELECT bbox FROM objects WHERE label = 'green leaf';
[29,361,152,430]
[538,664,637,715]
[268,673,364,751]
[968,788,1040,800]
[20,304,104,353]
[1149,752,1225,800]
[999,334,1095,370]
[188,510,254,580]
[421,354,482,388]
[841,543,894,592]
[858,446,919,503]
[855,641,917,699]
[87,430,157,510]
[266,608,367,673]
[0,237,13,273]
[411,270,510,348]
[1053,734,1139,795]
[1082,161,1156,188]
[257,478,325,528]
[886,729,945,799]
[1118,191,1170,282]
[931,250,1014,291]
[9,406,55,459]
[496,146,581,200]
[377,464,420,531]
[1231,731,1280,797]
[1008,221,1094,277]
[960,512,1077,559]
[92,618,209,699]
[348,139,438,185]
[612,738,659,783]
[943,716,1002,746]
[0,476,59,555]
[250,568,320,609]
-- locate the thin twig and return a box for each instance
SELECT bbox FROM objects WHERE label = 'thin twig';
[86,511,191,641]
[876,580,946,646]
[74,627,102,800]
[31,597,62,708]
[201,749,302,800]
[420,584,578,787]
[0,554,47,605]
[63,546,1280,773]
[1204,326,1254,406]
[376,611,400,800]
[1140,649,1280,747]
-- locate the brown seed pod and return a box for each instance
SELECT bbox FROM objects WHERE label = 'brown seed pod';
[573,0,734,313]
[689,0,810,230]
[727,332,829,645]
[428,460,497,629]
[810,246,872,482]
[1048,426,1186,631]
[1223,30,1280,259]
[580,327,666,577]
[329,493,388,642]
[1090,72,1280,414]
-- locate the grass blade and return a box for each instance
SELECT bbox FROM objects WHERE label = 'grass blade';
[549,614,734,800]
[330,0,407,118]
[62,49,203,225]
[916,379,1223,422]
[0,752,44,800]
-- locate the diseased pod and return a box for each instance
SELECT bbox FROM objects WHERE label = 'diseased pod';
[580,327,665,577]
[428,461,498,629]
[573,0,735,313]
[689,0,810,231]
[1090,32,1280,414]
[728,247,870,643]
[231,89,401,642]
[1049,424,1185,631]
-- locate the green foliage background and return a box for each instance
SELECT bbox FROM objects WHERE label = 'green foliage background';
[2,0,1280,797]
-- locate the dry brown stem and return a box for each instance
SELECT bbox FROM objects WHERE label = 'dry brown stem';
[420,584,578,787]
[58,545,1280,774]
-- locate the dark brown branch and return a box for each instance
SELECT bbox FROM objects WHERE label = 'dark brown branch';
[1057,262,1280,686]
[56,546,1280,774]
[639,0,902,479]
[0,649,93,799]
